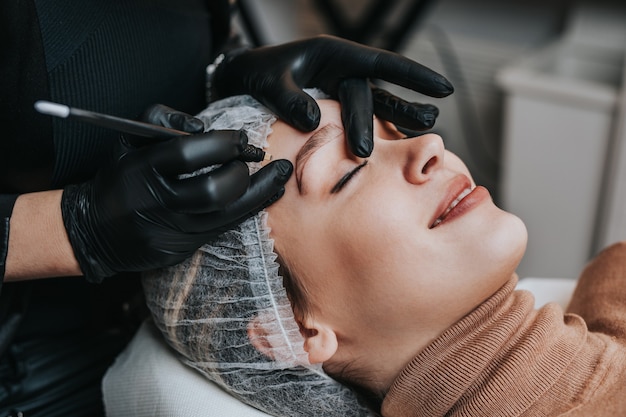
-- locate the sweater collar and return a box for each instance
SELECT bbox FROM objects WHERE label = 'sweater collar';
[381,276,591,417]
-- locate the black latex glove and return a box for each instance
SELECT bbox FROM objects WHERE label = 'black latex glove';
[61,105,293,283]
[213,34,454,157]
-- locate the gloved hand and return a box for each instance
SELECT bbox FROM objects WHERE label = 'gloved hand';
[61,105,293,283]
[212,34,454,157]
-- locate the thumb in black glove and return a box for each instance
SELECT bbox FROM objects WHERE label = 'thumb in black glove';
[62,105,292,282]
[212,35,454,158]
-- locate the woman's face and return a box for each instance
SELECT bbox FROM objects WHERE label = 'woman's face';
[264,100,527,357]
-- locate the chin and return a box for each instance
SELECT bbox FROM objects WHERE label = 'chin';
[487,211,528,276]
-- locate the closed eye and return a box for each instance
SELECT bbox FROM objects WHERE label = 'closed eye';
[330,161,368,194]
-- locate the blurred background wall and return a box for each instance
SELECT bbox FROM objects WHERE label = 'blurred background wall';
[233,0,626,280]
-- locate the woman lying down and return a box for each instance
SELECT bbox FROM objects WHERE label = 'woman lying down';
[142,91,626,417]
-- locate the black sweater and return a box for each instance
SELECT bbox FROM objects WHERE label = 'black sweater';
[0,0,229,413]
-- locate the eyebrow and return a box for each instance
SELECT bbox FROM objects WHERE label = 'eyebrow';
[295,124,343,191]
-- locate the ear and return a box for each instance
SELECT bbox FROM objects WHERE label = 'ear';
[300,316,338,364]
[247,312,338,365]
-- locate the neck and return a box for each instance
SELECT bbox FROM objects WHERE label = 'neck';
[382,276,598,416]
[328,305,497,395]
[328,332,437,397]
[330,274,520,396]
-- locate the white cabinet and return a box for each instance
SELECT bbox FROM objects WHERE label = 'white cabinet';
[497,5,626,278]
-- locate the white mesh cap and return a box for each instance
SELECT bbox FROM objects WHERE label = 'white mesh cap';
[142,92,375,417]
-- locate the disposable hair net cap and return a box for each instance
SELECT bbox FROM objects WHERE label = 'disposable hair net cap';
[142,91,375,417]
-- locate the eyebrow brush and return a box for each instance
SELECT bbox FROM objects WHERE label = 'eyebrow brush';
[34,100,270,162]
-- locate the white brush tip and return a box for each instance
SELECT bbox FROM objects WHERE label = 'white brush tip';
[34,100,70,118]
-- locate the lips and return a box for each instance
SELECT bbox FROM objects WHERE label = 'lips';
[429,175,479,229]
[430,187,472,228]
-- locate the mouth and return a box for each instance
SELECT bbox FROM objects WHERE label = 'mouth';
[430,187,472,229]
[428,174,481,229]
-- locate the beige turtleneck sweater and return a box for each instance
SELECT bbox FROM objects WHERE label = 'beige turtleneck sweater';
[382,241,626,417]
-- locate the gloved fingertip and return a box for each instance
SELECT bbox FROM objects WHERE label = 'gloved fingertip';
[273,159,294,180]
[291,100,321,132]
[347,126,373,158]
[306,100,320,125]
[434,75,454,96]
[168,113,205,133]
[422,112,436,128]
[353,139,373,158]
[186,117,206,133]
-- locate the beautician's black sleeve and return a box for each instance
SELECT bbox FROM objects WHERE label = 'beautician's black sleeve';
[0,0,46,286]
[0,0,231,414]
[0,195,18,285]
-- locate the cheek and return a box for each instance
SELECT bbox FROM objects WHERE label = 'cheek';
[267,200,339,283]
[269,200,385,315]
[445,151,475,184]
[326,196,426,289]
[325,216,443,333]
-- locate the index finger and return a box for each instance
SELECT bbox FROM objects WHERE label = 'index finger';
[337,78,374,157]
[150,130,247,176]
[329,37,454,98]
[369,50,454,98]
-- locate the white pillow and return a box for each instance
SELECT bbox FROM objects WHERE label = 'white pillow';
[516,277,577,309]
[102,320,272,417]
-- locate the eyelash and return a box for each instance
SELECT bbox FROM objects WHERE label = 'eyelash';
[330,160,368,194]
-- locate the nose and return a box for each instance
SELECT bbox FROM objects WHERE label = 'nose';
[402,133,445,184]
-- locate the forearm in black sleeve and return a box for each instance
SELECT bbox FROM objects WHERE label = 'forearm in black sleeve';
[0,194,19,286]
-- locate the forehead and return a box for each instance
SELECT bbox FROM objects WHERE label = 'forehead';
[267,99,401,147]
[316,100,343,123]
